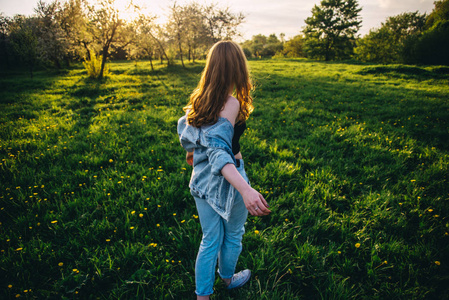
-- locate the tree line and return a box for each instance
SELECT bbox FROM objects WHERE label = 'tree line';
[0,0,244,78]
[242,0,448,66]
[1,0,448,79]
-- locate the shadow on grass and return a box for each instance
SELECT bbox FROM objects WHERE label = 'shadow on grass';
[357,65,449,80]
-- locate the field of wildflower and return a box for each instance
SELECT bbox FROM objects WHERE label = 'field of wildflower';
[0,59,448,299]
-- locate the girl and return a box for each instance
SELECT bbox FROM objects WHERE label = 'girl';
[177,40,271,299]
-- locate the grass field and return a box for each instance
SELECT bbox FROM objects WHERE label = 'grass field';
[0,59,448,299]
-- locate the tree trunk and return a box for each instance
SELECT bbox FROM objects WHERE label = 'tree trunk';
[65,56,71,67]
[325,36,331,61]
[149,55,154,71]
[149,32,170,66]
[83,41,90,60]
[54,58,61,69]
[99,45,108,79]
[147,48,154,71]
[188,44,191,61]
[177,32,185,68]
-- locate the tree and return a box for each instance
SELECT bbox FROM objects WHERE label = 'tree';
[282,35,305,58]
[166,2,188,68]
[355,11,426,63]
[202,3,245,43]
[86,0,134,78]
[240,34,283,58]
[303,0,362,61]
[9,15,40,78]
[34,0,70,68]
[58,0,91,61]
[407,21,449,65]
[425,0,449,29]
[182,2,205,62]
[0,14,11,68]
[128,14,158,70]
[403,0,449,65]
[164,2,245,66]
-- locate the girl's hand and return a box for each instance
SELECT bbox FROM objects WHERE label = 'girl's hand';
[241,187,271,216]
[186,151,193,166]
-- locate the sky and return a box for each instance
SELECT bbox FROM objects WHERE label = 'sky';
[0,0,436,40]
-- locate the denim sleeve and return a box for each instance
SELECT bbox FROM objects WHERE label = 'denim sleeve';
[204,119,236,176]
[206,147,235,176]
[177,115,198,152]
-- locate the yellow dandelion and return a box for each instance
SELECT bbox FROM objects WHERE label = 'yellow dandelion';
[410,179,416,182]
[15,294,20,298]
[173,213,176,216]
[285,219,289,222]
[109,159,113,163]
[58,262,63,267]
[337,251,341,254]
[435,261,441,266]
[118,181,122,184]
[8,285,12,288]
[131,211,136,215]
[156,224,160,227]
[139,213,143,218]
[181,220,185,223]
[355,243,361,248]
[428,209,433,212]
[254,230,260,234]
[16,248,23,251]
[106,239,111,242]
[73,268,78,272]
[166,259,169,263]
[157,205,161,208]
[130,227,135,230]
[51,220,57,224]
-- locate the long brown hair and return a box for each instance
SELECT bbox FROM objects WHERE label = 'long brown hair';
[184,40,253,127]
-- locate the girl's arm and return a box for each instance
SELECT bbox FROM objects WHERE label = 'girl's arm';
[219,96,271,217]
[186,151,193,166]
[221,164,271,216]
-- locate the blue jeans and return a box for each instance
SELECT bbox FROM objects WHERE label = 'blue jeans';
[194,191,248,296]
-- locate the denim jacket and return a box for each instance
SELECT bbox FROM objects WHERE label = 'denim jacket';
[177,115,249,221]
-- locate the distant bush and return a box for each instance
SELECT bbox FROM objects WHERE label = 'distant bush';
[83,50,108,79]
[404,20,449,65]
[240,34,283,58]
[242,47,252,58]
[281,35,305,58]
[354,12,426,64]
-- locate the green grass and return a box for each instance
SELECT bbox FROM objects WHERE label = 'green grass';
[1,59,448,299]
